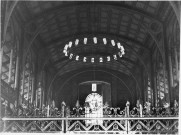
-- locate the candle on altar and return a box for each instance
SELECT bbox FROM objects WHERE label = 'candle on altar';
[47,105,49,117]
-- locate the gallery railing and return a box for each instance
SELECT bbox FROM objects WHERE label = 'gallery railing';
[65,117,178,134]
[2,117,64,133]
[1,101,179,134]
[2,117,178,134]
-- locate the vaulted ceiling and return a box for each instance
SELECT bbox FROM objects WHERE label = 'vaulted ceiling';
[2,1,178,82]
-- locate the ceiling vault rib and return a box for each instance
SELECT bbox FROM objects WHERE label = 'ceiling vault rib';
[133,1,149,57]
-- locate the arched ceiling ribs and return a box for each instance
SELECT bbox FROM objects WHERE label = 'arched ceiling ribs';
[142,23,165,65]
[117,60,142,96]
[169,1,180,24]
[47,59,71,93]
[25,2,162,25]
[57,61,131,76]
[47,61,131,98]
[59,70,135,102]
[23,10,151,62]
[22,8,156,63]
[55,63,134,89]
[47,32,150,51]
[22,2,162,69]
[55,60,142,96]
[2,1,19,43]
[54,69,136,102]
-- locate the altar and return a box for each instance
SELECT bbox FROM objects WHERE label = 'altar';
[85,93,103,125]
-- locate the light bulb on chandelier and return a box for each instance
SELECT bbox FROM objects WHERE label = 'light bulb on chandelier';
[62,36,125,63]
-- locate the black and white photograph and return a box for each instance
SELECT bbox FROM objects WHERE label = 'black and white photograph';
[0,0,180,134]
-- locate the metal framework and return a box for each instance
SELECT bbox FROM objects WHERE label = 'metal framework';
[2,101,179,134]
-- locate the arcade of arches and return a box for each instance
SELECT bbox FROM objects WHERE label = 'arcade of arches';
[0,1,180,134]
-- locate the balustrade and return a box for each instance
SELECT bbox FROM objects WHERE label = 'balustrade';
[1,101,179,134]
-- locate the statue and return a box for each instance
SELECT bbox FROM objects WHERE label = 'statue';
[65,106,70,117]
[10,102,17,116]
[104,102,109,108]
[136,99,143,117]
[42,104,46,116]
[125,101,130,117]
[174,100,178,108]
[136,100,140,108]
[22,103,28,116]
[50,102,54,116]
[52,100,55,108]
[174,100,179,115]
[61,101,66,117]
[34,105,39,116]
[84,102,90,114]
[163,101,170,115]
[103,102,110,116]
[125,101,131,131]
[144,101,151,115]
[84,102,90,126]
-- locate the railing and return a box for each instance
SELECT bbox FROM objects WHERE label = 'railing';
[2,117,64,133]
[1,100,179,134]
[2,116,179,134]
[66,117,178,134]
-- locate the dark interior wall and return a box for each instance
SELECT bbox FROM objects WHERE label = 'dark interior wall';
[52,68,136,109]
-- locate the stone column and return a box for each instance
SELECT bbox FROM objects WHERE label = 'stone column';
[21,66,25,104]
[15,39,23,111]
[154,71,158,107]
[0,46,4,127]
[8,49,13,84]
[42,90,45,106]
[31,74,34,104]
[174,46,179,81]
[27,74,30,108]
[39,87,42,108]
[168,49,173,103]
[35,89,38,107]
[14,51,19,89]
[150,54,156,106]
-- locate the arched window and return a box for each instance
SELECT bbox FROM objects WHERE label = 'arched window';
[20,52,34,107]
[147,76,153,103]
[156,63,169,106]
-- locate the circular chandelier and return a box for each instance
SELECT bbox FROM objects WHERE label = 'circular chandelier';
[62,37,125,63]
